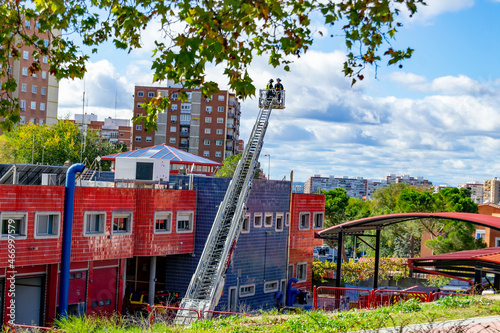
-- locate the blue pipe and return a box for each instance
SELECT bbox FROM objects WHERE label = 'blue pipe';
[58,163,85,318]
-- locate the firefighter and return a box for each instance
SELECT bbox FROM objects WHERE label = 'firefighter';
[266,79,274,100]
[275,78,284,104]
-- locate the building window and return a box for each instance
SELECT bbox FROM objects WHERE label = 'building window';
[1,212,27,238]
[205,117,212,123]
[218,95,225,101]
[112,211,132,234]
[169,138,176,143]
[30,101,36,110]
[171,115,177,122]
[154,211,172,233]
[30,117,36,124]
[239,284,255,297]
[44,39,49,47]
[36,21,40,29]
[313,212,324,229]
[25,19,31,29]
[42,55,48,63]
[264,213,273,228]
[41,87,47,95]
[181,103,191,111]
[476,229,485,240]
[32,72,37,78]
[496,237,500,247]
[23,51,29,59]
[216,129,223,135]
[297,263,307,282]
[40,103,45,111]
[146,136,152,142]
[148,91,155,97]
[264,281,279,293]
[135,136,142,142]
[218,106,224,112]
[176,211,194,233]
[22,67,28,76]
[203,151,209,157]
[285,212,290,227]
[204,128,211,134]
[20,116,25,124]
[20,100,26,111]
[172,93,178,100]
[288,264,294,279]
[137,91,144,97]
[206,106,212,113]
[253,213,262,228]
[275,213,284,232]
[170,126,176,133]
[84,212,106,236]
[204,139,211,145]
[42,71,47,79]
[39,119,44,125]
[215,139,223,146]
[215,151,222,157]
[32,85,37,94]
[241,213,250,234]
[217,117,224,123]
[136,103,142,108]
[136,125,142,131]
[171,104,178,110]
[21,83,27,92]
[299,212,310,230]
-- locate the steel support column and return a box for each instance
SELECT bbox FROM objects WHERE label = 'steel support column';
[373,229,381,289]
[335,229,344,288]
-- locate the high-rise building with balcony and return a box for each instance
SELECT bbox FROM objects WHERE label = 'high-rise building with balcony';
[484,178,500,204]
[132,83,241,163]
[4,17,60,126]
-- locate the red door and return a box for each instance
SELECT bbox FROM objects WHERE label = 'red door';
[89,267,117,315]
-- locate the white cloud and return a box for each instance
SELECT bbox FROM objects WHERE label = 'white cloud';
[397,0,474,24]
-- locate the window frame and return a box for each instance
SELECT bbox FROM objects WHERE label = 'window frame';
[217,117,224,123]
[111,211,133,235]
[239,284,255,298]
[83,211,106,236]
[218,95,225,101]
[169,137,176,143]
[241,213,250,234]
[296,262,307,282]
[275,213,284,232]
[253,213,262,228]
[203,151,210,157]
[299,212,311,230]
[285,212,290,227]
[176,211,194,233]
[40,103,45,111]
[312,212,324,230]
[263,280,279,294]
[264,212,273,228]
[34,211,61,239]
[154,211,172,234]
[137,91,144,97]
[1,212,28,239]
[148,91,155,97]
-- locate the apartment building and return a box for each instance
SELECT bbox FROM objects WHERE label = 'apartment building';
[304,175,369,199]
[458,182,484,204]
[386,174,432,186]
[484,178,500,205]
[6,17,59,125]
[133,84,241,163]
[74,114,132,150]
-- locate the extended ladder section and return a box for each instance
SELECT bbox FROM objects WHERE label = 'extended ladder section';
[175,90,285,325]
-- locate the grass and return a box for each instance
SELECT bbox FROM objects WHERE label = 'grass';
[7,296,500,333]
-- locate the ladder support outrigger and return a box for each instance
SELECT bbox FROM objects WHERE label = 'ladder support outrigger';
[175,90,285,324]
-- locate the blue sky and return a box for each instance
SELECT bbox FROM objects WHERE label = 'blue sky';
[58,0,500,186]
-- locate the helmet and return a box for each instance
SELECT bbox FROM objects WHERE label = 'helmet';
[269,79,274,82]
[277,78,281,82]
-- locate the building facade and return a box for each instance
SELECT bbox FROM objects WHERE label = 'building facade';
[74,114,132,150]
[6,17,59,126]
[483,178,500,205]
[133,84,241,163]
[304,175,369,199]
[385,174,432,187]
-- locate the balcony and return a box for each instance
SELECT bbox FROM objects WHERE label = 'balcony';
[179,143,189,149]
[228,111,235,118]
[229,100,238,107]
[180,131,190,137]
[180,120,191,126]
[226,144,233,151]
[226,134,233,140]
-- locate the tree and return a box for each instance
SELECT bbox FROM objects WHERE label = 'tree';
[1,0,426,130]
[1,121,124,167]
[322,188,349,228]
[215,154,261,178]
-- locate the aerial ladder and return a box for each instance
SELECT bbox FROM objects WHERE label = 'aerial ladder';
[175,89,285,324]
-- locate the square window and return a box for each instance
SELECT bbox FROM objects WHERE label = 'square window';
[22,67,28,76]
[205,117,212,123]
[313,212,324,229]
[264,281,279,293]
[169,138,176,143]
[216,129,223,135]
[239,284,255,297]
[241,214,250,234]
[23,51,29,59]
[92,301,98,307]
[218,106,224,112]
[215,151,222,157]
[30,101,36,110]
[135,136,142,142]
[217,117,224,123]
[275,213,284,232]
[297,263,307,282]
[99,300,104,306]
[32,85,37,94]
[39,119,44,125]
[253,213,262,228]
[203,151,209,157]
[1,212,27,238]
[137,91,144,97]
[171,104,178,110]
[105,299,111,305]
[215,139,223,146]
[172,93,178,100]
[84,212,106,236]
[204,128,211,134]
[218,95,225,101]
[41,87,46,95]
[70,273,75,279]
[136,103,142,108]
[35,212,60,238]
[176,211,194,233]
[154,211,172,233]
[30,117,36,124]
[476,229,485,240]
[136,125,142,131]
[181,103,191,111]
[76,272,82,279]
[148,91,155,97]
[32,72,37,78]
[203,139,211,145]
[206,106,212,113]
[112,211,132,234]
[299,212,310,230]
[170,126,176,133]
[264,213,273,228]
[171,115,177,122]
[42,71,47,79]
[21,83,27,92]
[146,136,152,142]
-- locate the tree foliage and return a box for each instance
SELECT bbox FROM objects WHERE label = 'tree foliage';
[322,188,350,227]
[215,154,261,179]
[1,121,124,167]
[1,0,426,130]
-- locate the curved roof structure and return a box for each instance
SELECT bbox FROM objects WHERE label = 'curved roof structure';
[317,212,500,240]
[101,143,223,167]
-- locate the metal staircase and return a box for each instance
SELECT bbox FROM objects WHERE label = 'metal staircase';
[175,90,285,324]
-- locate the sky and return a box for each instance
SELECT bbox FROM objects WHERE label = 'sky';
[58,0,500,186]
